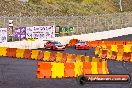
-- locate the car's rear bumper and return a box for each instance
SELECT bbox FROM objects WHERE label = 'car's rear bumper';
[54,48,65,50]
[53,47,65,50]
[76,46,89,49]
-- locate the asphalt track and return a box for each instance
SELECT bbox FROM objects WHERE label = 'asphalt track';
[1,34,132,88]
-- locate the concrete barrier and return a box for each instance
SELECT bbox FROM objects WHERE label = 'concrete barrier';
[0,27,132,49]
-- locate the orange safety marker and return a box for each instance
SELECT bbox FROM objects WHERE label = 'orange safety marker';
[83,62,92,74]
[37,50,44,60]
[97,61,103,74]
[64,62,75,77]
[23,49,32,59]
[37,62,52,78]
[49,52,56,62]
[61,53,67,62]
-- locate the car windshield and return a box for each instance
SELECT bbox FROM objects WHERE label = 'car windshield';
[77,42,86,44]
[53,41,61,45]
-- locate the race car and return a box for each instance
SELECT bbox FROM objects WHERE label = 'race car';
[44,40,66,50]
[75,41,89,50]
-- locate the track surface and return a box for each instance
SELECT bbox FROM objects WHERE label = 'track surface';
[1,34,132,88]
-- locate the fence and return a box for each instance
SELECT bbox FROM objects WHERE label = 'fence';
[0,12,132,35]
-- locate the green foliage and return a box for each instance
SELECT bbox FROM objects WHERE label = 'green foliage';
[28,0,41,4]
[0,0,132,16]
[82,0,97,4]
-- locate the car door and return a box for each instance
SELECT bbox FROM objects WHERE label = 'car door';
[46,41,51,48]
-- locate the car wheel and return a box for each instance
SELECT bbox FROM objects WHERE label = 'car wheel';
[44,45,46,49]
[75,46,77,49]
[46,46,51,50]
[44,46,48,49]
[52,46,56,50]
[49,46,53,50]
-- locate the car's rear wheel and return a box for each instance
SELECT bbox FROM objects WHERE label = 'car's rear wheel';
[44,45,46,49]
[49,46,53,49]
[45,46,52,50]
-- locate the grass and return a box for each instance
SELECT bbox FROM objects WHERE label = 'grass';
[0,0,132,16]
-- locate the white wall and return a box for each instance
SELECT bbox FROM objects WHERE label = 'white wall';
[1,27,132,49]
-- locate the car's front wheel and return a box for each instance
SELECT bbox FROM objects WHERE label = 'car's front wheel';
[75,46,77,49]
